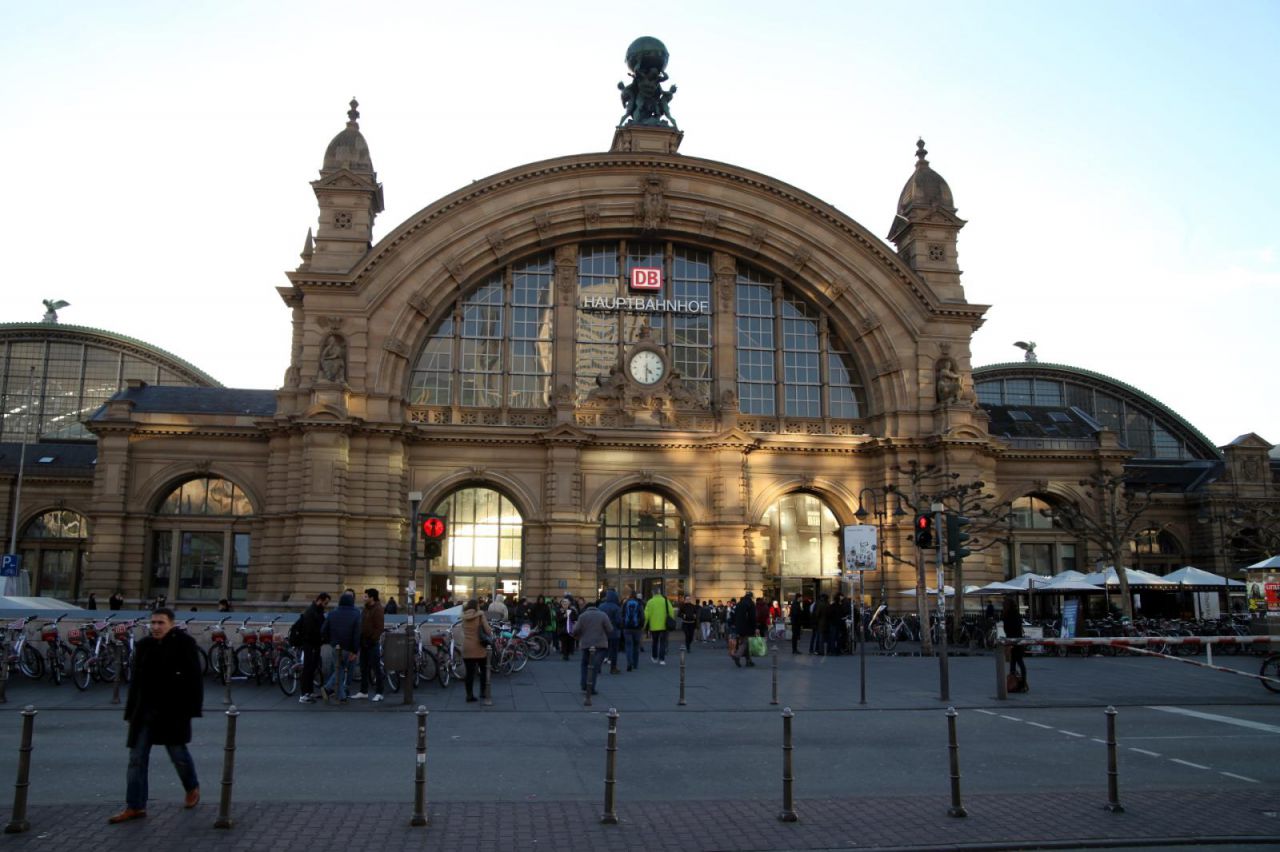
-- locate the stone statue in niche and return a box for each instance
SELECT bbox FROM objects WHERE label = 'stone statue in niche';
[935,353,962,404]
[317,333,347,383]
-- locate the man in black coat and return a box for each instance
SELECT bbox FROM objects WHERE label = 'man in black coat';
[108,607,203,824]
[732,592,757,667]
[297,592,331,704]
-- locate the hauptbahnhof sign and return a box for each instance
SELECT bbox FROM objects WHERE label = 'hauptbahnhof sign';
[579,267,712,314]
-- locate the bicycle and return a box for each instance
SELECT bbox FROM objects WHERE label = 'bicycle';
[3,616,43,680]
[207,616,236,685]
[40,615,74,685]
[766,617,787,643]
[275,643,324,697]
[70,616,117,690]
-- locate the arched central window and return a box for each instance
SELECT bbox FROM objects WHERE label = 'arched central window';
[597,491,686,594]
[431,487,523,603]
[150,477,254,603]
[1008,495,1077,576]
[761,492,841,602]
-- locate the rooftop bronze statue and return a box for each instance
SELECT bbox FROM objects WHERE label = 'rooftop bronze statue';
[617,36,678,130]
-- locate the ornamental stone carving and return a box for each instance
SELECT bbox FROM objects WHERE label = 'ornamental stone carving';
[317,333,347,383]
[637,174,668,232]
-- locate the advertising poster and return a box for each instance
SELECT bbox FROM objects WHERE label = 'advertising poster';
[841,525,878,574]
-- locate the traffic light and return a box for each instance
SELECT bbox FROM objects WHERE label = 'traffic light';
[945,512,972,562]
[913,513,933,548]
[420,514,447,560]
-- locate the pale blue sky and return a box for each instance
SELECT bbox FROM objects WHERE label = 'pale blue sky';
[2,0,1276,446]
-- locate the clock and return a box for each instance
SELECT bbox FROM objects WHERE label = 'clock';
[627,349,665,385]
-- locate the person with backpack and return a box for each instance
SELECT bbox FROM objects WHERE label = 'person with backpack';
[621,589,644,671]
[598,588,623,674]
[678,595,699,653]
[321,591,361,703]
[293,592,330,704]
[643,589,675,665]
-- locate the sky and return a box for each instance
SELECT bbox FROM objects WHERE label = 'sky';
[2,0,1276,448]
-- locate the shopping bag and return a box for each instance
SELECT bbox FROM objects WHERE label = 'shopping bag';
[748,635,767,657]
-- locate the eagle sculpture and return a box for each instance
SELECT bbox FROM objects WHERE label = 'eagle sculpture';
[1013,340,1037,363]
[41,299,70,323]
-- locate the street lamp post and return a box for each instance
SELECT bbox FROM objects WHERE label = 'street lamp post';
[856,486,907,608]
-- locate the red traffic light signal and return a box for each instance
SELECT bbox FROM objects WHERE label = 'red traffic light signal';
[421,515,447,540]
[914,513,934,548]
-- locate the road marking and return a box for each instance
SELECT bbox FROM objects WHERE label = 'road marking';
[1220,771,1260,783]
[1059,730,1085,738]
[974,709,997,716]
[999,715,1022,722]
[1148,705,1280,735]
[1128,747,1161,757]
[1170,758,1210,770]
[1091,738,1107,744]
[1025,721,1053,729]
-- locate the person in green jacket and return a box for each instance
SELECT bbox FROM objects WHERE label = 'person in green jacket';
[643,590,675,665]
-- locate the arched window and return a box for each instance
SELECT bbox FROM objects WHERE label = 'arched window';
[150,477,254,603]
[430,487,524,603]
[1130,527,1182,575]
[1008,495,1077,576]
[21,509,88,601]
[761,492,841,602]
[597,491,686,596]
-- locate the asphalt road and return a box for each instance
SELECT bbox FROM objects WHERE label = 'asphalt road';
[1,643,1276,809]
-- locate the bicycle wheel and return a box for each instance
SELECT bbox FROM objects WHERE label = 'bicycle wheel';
[71,647,94,690]
[882,627,898,651]
[525,634,550,661]
[276,652,298,696]
[384,664,400,693]
[49,645,68,685]
[415,648,438,685]
[210,645,232,685]
[18,644,43,679]
[234,646,260,683]
[194,645,211,675]
[510,646,528,673]
[1260,654,1280,694]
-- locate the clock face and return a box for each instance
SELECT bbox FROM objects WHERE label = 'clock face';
[628,349,665,385]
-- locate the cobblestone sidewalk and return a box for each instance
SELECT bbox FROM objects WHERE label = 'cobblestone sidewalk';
[3,790,1278,851]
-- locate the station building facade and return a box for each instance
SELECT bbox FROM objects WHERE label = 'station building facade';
[3,104,1275,610]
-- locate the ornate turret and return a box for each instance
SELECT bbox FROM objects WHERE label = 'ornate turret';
[887,139,965,298]
[307,98,385,274]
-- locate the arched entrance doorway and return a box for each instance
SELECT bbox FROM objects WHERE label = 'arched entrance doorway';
[430,486,524,605]
[21,509,88,602]
[761,492,842,606]
[597,490,687,598]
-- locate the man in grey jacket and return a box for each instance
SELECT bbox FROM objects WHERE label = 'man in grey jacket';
[573,599,614,695]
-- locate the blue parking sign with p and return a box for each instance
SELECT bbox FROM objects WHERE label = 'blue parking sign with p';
[1,554,20,578]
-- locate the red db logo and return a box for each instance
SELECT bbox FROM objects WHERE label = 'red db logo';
[630,267,663,290]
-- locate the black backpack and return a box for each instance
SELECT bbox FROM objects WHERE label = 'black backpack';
[287,615,307,648]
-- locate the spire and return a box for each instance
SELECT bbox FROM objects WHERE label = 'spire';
[886,138,965,292]
[298,228,314,269]
[304,99,385,274]
[347,97,360,128]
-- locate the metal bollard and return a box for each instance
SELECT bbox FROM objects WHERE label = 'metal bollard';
[995,642,1007,700]
[778,707,797,822]
[0,644,9,705]
[1104,705,1124,813]
[601,707,620,825]
[410,705,429,826]
[945,706,967,817]
[212,705,240,829]
[3,705,37,834]
[678,649,687,706]
[584,646,596,707]
[222,647,233,706]
[770,644,779,706]
[483,651,493,707]
[111,642,123,705]
[402,623,416,706]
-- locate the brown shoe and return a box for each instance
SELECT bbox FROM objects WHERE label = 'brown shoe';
[184,787,200,808]
[107,808,147,824]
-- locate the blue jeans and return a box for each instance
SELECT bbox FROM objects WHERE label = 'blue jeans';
[127,722,198,810]
[623,629,642,668]
[580,647,606,691]
[650,629,669,661]
[324,648,356,700]
[359,640,384,694]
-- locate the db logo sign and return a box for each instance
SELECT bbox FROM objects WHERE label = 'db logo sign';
[630,267,663,291]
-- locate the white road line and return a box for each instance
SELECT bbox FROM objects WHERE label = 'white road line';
[1091,738,1107,744]
[1059,730,1085,738]
[999,715,1021,722]
[1025,721,1053,730]
[1148,705,1280,735]
[1170,758,1211,770]
[1220,771,1260,783]
[974,709,997,716]
[1129,747,1161,757]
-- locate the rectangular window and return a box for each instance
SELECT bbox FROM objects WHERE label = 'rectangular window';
[976,382,1002,405]
[178,531,224,602]
[230,533,250,601]
[1004,379,1032,406]
[1033,379,1064,407]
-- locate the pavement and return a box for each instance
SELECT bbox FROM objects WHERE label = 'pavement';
[0,637,1277,850]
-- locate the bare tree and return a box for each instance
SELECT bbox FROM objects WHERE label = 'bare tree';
[1049,472,1155,620]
